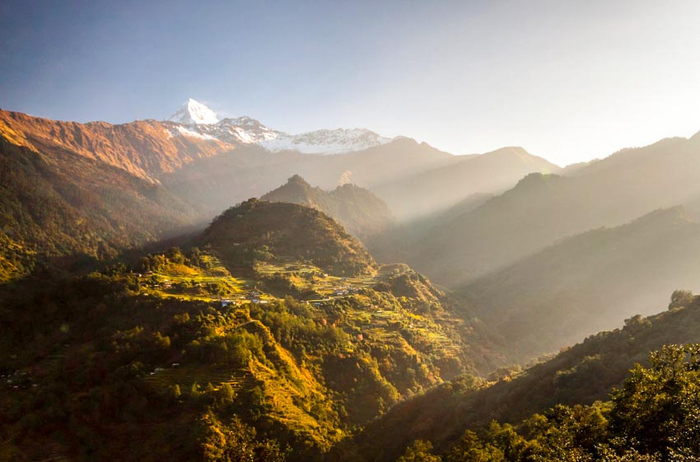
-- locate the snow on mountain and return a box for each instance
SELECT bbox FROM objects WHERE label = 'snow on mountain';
[260,128,392,154]
[165,99,393,154]
[171,125,218,140]
[196,116,279,144]
[169,98,219,125]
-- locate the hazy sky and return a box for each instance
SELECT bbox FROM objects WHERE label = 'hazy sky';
[2,0,699,165]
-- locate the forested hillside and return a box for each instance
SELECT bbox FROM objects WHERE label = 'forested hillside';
[0,202,507,461]
[350,291,700,461]
[201,199,378,276]
[0,136,200,281]
[389,343,700,461]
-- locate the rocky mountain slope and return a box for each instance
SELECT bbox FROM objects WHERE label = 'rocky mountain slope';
[0,108,233,182]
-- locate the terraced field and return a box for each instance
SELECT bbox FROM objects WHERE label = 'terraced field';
[137,252,431,310]
[343,295,462,356]
[255,261,378,299]
[144,364,251,391]
[138,254,254,302]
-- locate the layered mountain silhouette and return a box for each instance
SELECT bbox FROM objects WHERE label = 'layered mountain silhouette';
[0,105,567,235]
[460,206,700,359]
[405,132,700,286]
[260,175,393,239]
[373,146,559,219]
[0,107,452,278]
[4,99,700,462]
[160,137,457,214]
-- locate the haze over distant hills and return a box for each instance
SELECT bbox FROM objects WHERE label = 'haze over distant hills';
[461,206,700,358]
[4,98,700,462]
[374,146,559,219]
[1,101,557,223]
[260,175,393,239]
[4,101,700,293]
[400,131,700,286]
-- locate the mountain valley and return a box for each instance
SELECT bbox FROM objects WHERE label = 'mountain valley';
[2,100,700,462]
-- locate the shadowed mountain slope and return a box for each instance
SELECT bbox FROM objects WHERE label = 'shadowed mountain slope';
[260,175,393,239]
[460,206,700,359]
[0,133,199,279]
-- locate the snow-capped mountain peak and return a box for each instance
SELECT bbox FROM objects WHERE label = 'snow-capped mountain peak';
[169,98,219,125]
[165,99,393,154]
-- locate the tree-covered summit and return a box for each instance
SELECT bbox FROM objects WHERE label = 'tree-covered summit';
[202,199,377,276]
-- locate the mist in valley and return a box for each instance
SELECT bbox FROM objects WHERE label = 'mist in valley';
[3,1,700,461]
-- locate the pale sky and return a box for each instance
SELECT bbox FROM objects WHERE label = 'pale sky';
[1,0,699,166]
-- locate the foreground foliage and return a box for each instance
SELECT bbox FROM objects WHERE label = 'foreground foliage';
[351,293,700,461]
[398,344,700,461]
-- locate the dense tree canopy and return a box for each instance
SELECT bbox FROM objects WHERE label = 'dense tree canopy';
[396,344,700,462]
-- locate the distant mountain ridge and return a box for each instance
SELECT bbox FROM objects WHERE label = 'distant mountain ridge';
[167,98,392,154]
[0,104,568,227]
[7,101,700,295]
[373,146,560,219]
[0,107,460,278]
[460,206,700,359]
[260,175,393,239]
[404,132,700,286]
[0,108,231,182]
